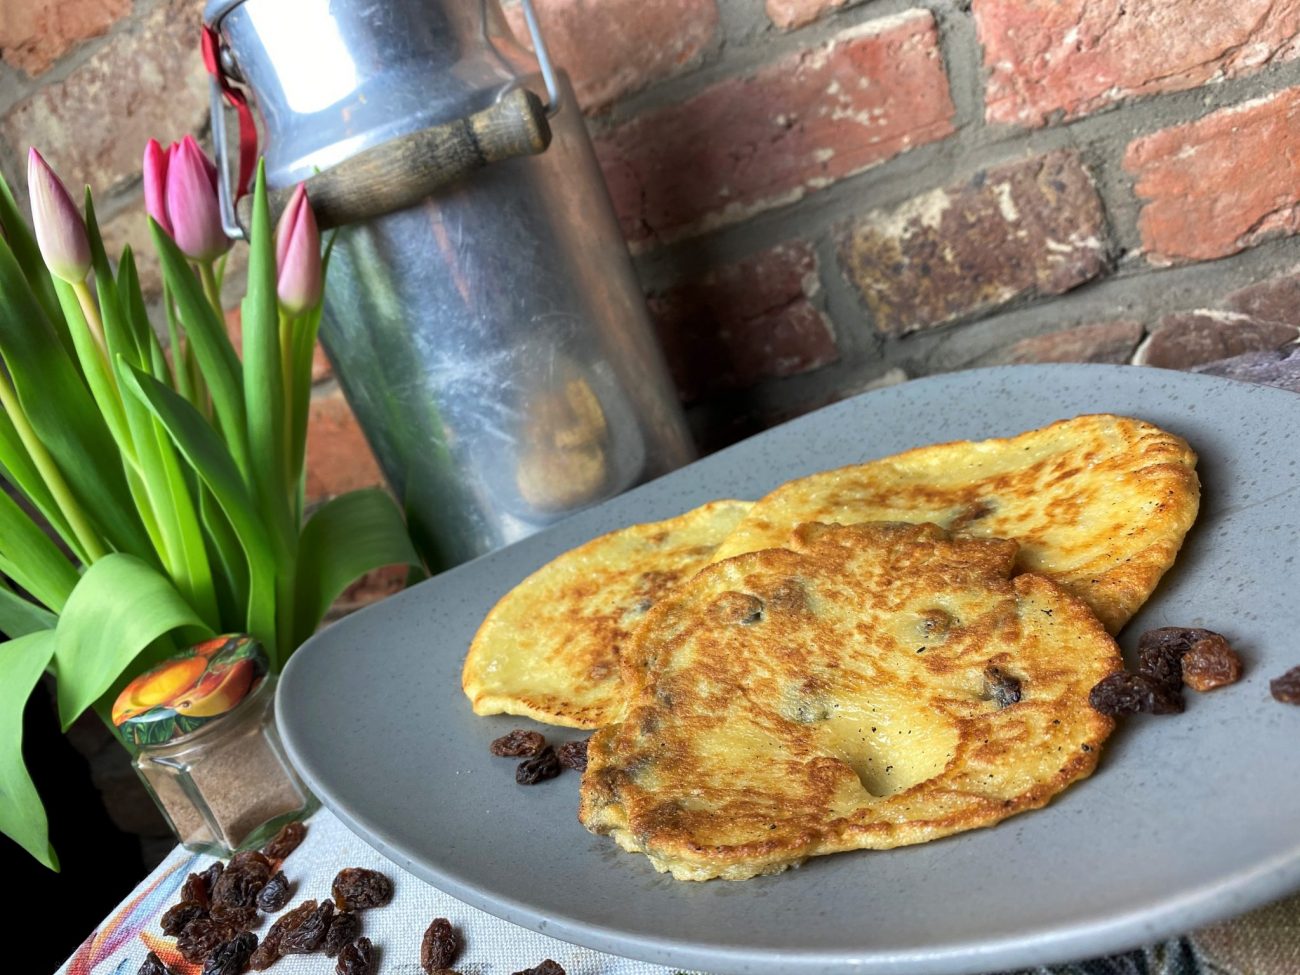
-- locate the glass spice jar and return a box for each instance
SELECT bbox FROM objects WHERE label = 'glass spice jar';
[112,634,317,856]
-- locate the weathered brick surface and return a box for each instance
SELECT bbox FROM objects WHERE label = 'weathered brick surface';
[1224,267,1300,325]
[976,0,1300,127]
[839,150,1109,335]
[766,0,859,31]
[2,0,208,195]
[1135,310,1298,369]
[305,387,384,501]
[649,241,837,403]
[503,0,718,112]
[597,11,954,247]
[1126,87,1300,264]
[996,319,1144,365]
[0,0,130,76]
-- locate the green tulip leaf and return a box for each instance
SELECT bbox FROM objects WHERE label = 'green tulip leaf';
[0,629,58,870]
[292,489,422,649]
[0,584,56,638]
[0,488,78,613]
[54,554,211,730]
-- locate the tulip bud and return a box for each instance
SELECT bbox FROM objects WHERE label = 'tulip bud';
[143,139,172,236]
[274,183,322,314]
[27,148,91,284]
[164,135,231,263]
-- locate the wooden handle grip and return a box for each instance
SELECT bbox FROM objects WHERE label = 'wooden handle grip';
[237,87,552,232]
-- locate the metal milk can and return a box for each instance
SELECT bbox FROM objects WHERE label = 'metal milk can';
[202,0,695,570]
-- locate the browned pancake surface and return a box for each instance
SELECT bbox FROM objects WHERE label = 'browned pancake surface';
[580,522,1122,881]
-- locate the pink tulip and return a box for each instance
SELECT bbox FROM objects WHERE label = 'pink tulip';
[27,148,91,284]
[164,135,231,263]
[274,183,322,314]
[142,139,172,236]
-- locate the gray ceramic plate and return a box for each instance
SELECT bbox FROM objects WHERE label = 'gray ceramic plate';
[277,364,1300,975]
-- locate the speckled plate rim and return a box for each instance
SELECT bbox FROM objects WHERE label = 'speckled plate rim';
[278,364,1300,975]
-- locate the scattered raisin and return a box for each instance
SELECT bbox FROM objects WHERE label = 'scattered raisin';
[1138,627,1226,690]
[1270,666,1300,704]
[212,858,271,908]
[201,862,225,896]
[332,868,393,911]
[336,936,373,975]
[262,821,307,861]
[516,746,561,785]
[249,933,281,971]
[281,899,335,954]
[229,850,274,872]
[420,918,461,972]
[1089,672,1184,716]
[210,902,258,931]
[181,870,212,909]
[1181,634,1243,691]
[256,872,291,913]
[512,962,565,975]
[176,918,236,963]
[325,911,361,957]
[556,738,589,772]
[984,666,1022,708]
[490,729,546,758]
[138,951,171,975]
[161,900,207,936]
[203,932,258,975]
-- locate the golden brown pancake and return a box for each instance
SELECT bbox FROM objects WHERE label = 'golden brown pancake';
[710,414,1199,633]
[463,500,751,728]
[580,522,1122,881]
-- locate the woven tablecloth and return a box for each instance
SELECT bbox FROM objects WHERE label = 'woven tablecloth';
[56,805,1300,975]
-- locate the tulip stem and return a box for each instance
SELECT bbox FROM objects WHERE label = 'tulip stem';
[199,261,223,321]
[70,280,109,361]
[0,369,105,564]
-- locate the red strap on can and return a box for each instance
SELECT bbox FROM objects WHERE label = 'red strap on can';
[201,25,257,200]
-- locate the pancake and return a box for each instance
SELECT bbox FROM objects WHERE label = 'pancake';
[709,414,1199,634]
[463,500,752,728]
[579,521,1122,881]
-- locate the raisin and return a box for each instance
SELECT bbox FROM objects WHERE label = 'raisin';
[281,899,334,953]
[176,918,236,963]
[490,730,546,758]
[556,738,589,772]
[203,932,258,975]
[709,591,763,625]
[182,870,212,909]
[229,850,274,872]
[512,962,565,975]
[336,936,373,975]
[138,951,171,975]
[1270,665,1300,704]
[1089,672,1184,716]
[212,858,271,908]
[210,902,258,931]
[324,911,361,957]
[332,868,393,911]
[1137,627,1226,690]
[983,665,1022,708]
[516,746,561,785]
[201,862,225,897]
[161,900,207,936]
[262,821,307,862]
[420,918,461,972]
[249,930,281,972]
[1181,634,1243,691]
[256,872,291,913]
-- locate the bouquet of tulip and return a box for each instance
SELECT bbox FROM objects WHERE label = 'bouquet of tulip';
[0,139,421,870]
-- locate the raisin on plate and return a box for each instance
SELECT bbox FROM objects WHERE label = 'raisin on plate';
[516,747,561,785]
[202,932,258,975]
[1271,666,1300,704]
[490,729,546,757]
[332,868,394,911]
[257,872,292,913]
[512,961,566,975]
[281,899,335,954]
[556,739,589,772]
[983,666,1022,708]
[421,917,461,972]
[325,911,361,957]
[335,936,373,975]
[1181,634,1243,691]
[262,821,307,861]
[1089,672,1183,716]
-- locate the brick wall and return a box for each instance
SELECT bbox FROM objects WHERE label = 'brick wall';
[5,0,1300,483]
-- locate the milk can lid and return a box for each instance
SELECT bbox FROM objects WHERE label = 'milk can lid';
[112,634,269,747]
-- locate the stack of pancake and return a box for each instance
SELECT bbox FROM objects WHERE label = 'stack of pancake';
[462,415,1200,881]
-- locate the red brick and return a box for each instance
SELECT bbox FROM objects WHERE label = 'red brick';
[0,0,130,76]
[225,306,331,383]
[976,0,1300,128]
[766,0,858,31]
[2,0,208,195]
[304,387,384,502]
[648,241,838,402]
[503,0,718,112]
[597,10,954,247]
[1125,87,1300,264]
[1135,310,1298,370]
[996,320,1144,365]
[1224,267,1300,325]
[839,150,1109,335]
